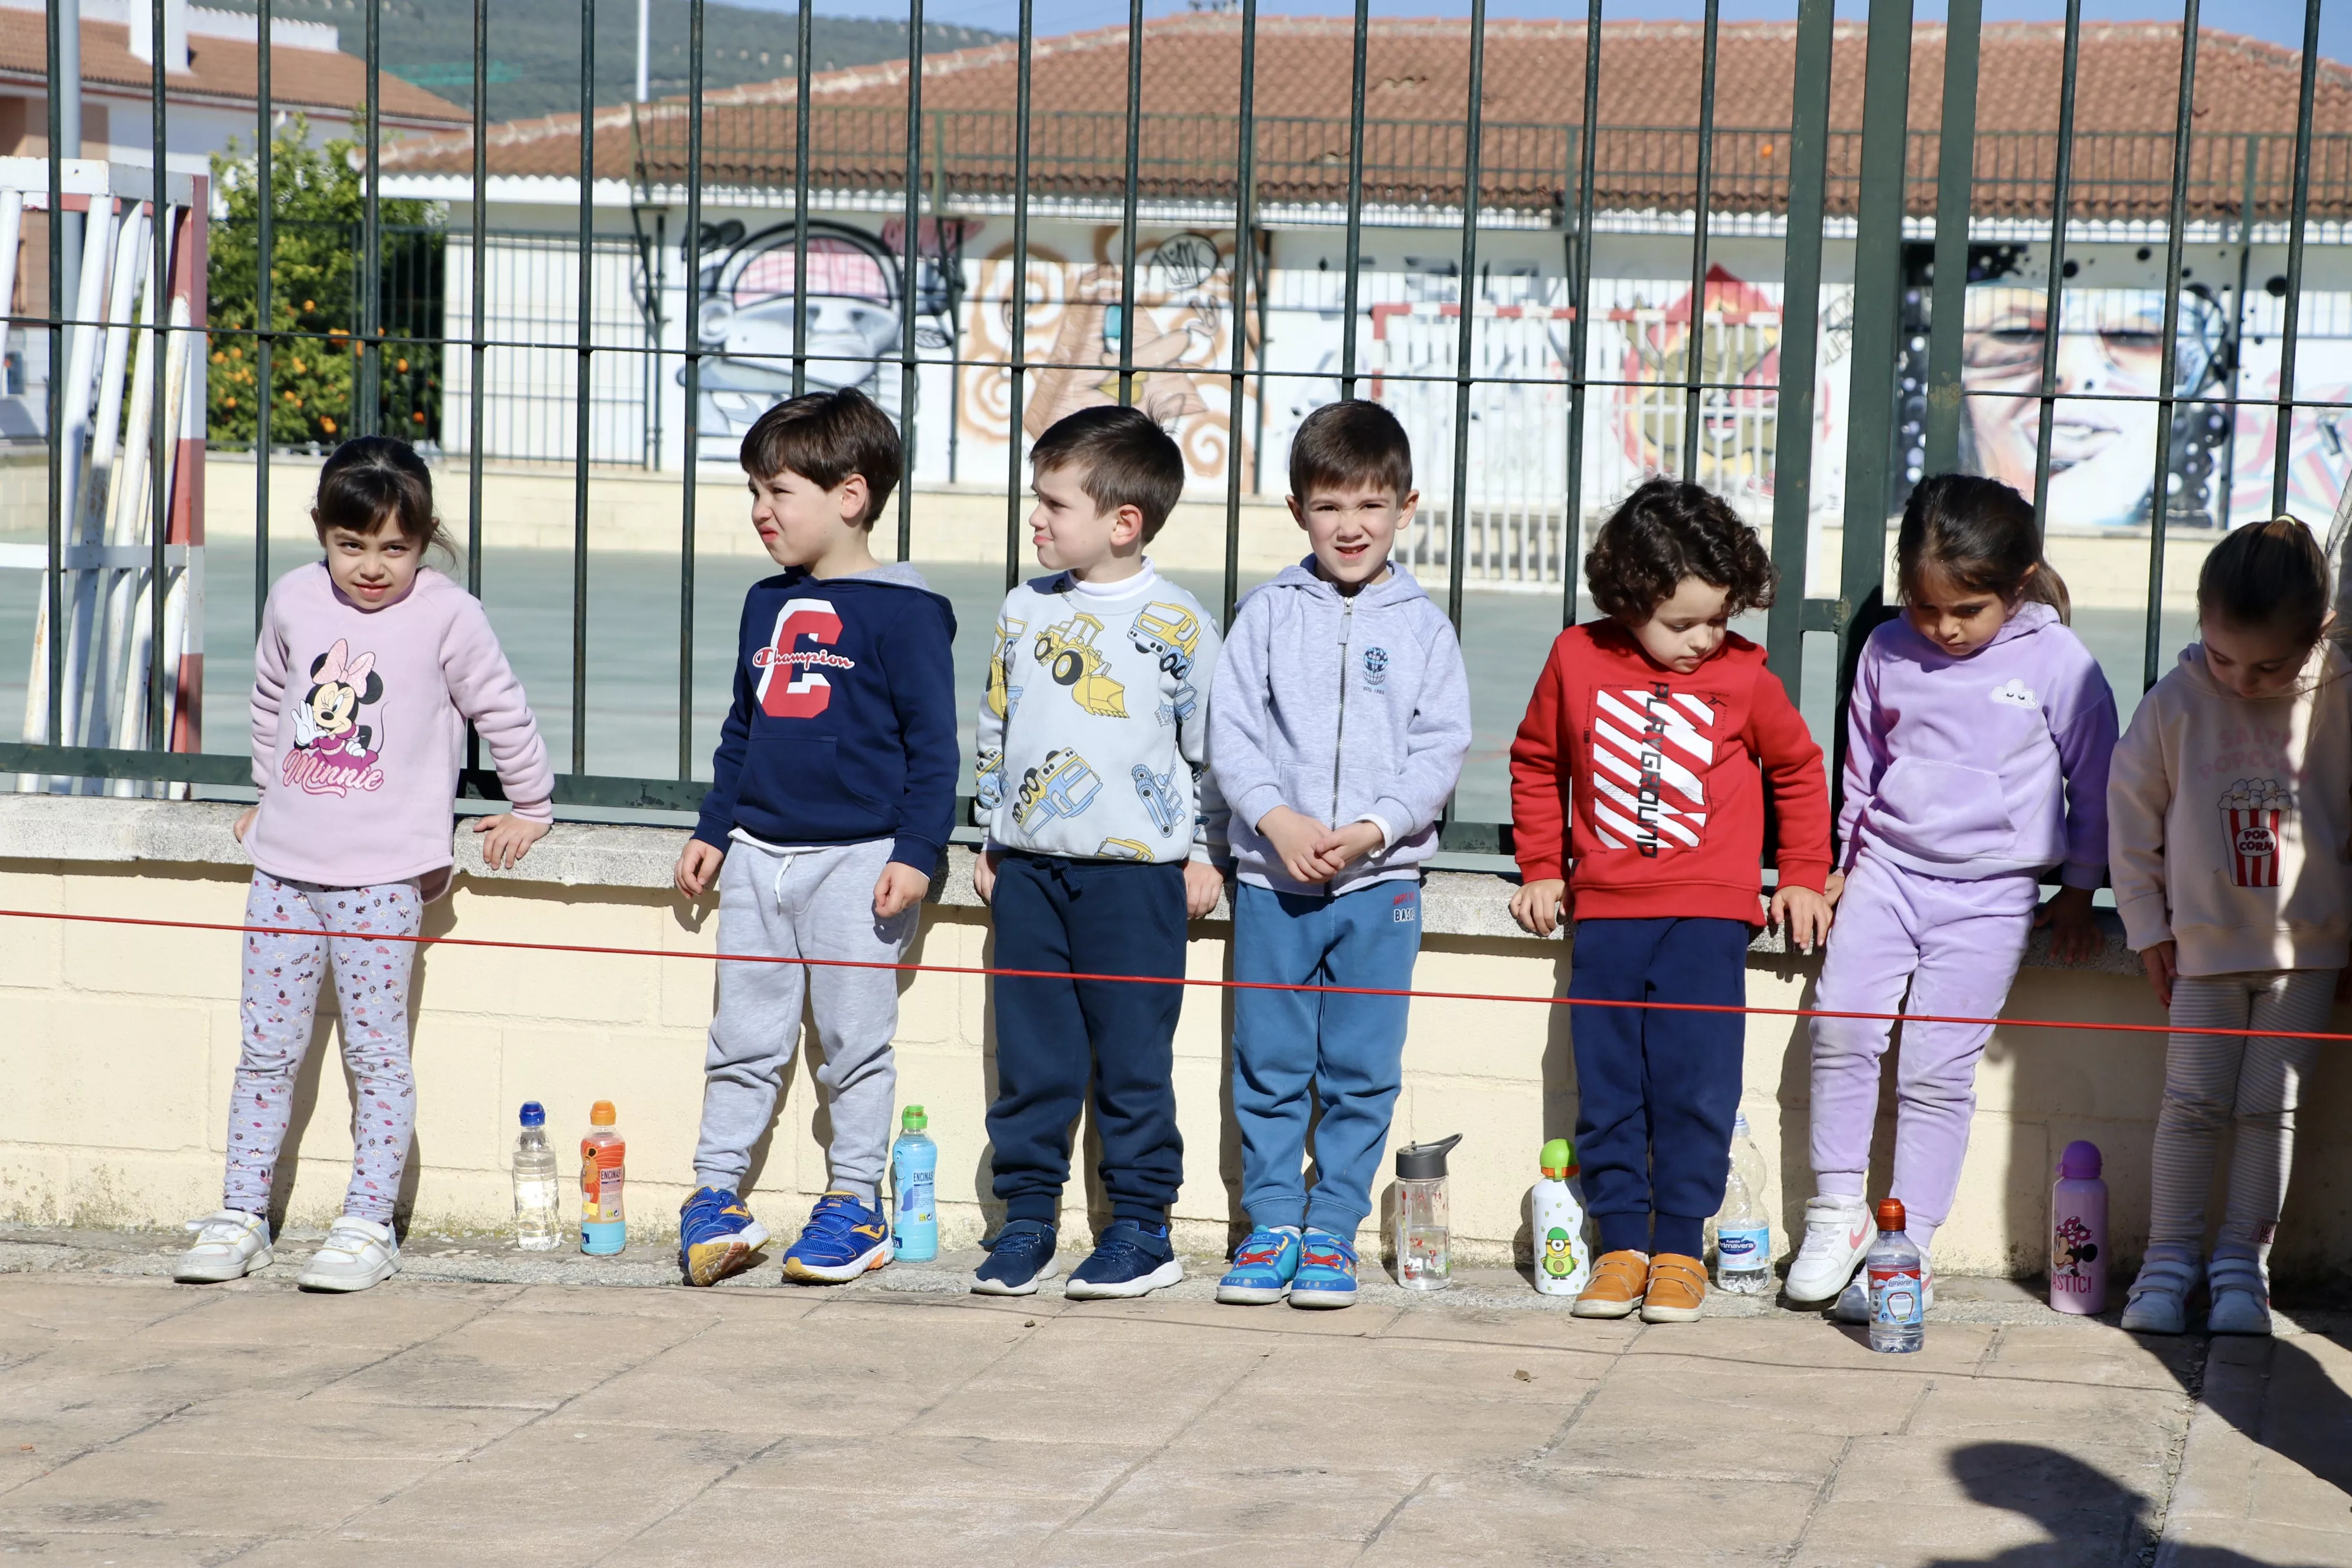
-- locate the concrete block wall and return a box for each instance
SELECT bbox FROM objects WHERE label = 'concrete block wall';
[2,795,2348,1283]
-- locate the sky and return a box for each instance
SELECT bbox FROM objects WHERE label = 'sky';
[731,0,2343,64]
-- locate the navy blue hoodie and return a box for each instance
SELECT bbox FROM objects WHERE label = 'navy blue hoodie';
[694,563,959,872]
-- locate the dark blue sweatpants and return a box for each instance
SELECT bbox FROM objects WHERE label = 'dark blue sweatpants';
[1567,915,1748,1260]
[986,853,1187,1227]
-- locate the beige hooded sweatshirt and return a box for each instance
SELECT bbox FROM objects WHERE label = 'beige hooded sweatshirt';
[2108,639,2352,976]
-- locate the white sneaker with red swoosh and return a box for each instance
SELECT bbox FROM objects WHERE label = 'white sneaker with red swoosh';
[1783,1195,1873,1304]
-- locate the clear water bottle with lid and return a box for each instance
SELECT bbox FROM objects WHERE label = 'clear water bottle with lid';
[1712,1113,1773,1294]
[1393,1133,1462,1291]
[511,1101,561,1251]
[1866,1197,1925,1354]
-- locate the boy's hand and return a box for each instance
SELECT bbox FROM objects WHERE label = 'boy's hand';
[2141,939,2178,1008]
[675,838,725,899]
[232,806,258,843]
[1313,820,1387,876]
[1822,869,1846,906]
[2036,886,2102,965]
[1770,885,1834,954]
[1182,860,1224,918]
[973,848,1001,906]
[1259,805,1336,885]
[473,814,550,871]
[874,863,931,920]
[1510,878,1569,937]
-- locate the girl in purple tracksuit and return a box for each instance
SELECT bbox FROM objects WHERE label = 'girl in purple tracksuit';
[1785,475,2119,1318]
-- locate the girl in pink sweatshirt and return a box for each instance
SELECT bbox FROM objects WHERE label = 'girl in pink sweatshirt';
[174,437,554,1294]
[2109,517,2351,1337]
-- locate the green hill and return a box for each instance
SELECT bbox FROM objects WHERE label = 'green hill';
[200,0,1003,123]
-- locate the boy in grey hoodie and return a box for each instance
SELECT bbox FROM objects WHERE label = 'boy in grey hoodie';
[1207,400,1472,1308]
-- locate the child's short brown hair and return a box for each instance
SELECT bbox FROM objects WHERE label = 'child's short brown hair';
[1030,404,1185,541]
[739,387,902,528]
[1289,398,1413,501]
[1584,478,1776,622]
[2200,515,2330,647]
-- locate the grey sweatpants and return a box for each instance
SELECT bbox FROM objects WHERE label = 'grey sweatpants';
[692,837,916,1206]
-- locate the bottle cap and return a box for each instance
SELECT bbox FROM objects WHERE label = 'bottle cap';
[2058,1139,2102,1180]
[903,1105,928,1132]
[589,1100,616,1127]
[1396,1133,1463,1180]
[518,1101,545,1128]
[1875,1197,1907,1233]
[1733,1112,1752,1139]
[1538,1137,1577,1178]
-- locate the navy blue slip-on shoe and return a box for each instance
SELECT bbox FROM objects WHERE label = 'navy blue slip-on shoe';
[782,1191,891,1284]
[1064,1219,1184,1300]
[679,1186,769,1286]
[972,1219,1061,1296]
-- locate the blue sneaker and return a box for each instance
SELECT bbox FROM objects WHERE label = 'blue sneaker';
[678,1187,769,1286]
[781,1191,890,1284]
[971,1219,1060,1296]
[1216,1226,1302,1305]
[1065,1219,1184,1300]
[1289,1229,1358,1309]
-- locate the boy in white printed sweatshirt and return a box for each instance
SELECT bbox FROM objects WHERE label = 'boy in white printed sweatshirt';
[969,404,1226,1300]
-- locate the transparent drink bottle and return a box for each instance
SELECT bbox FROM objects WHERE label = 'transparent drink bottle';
[511,1101,561,1251]
[1393,1134,1463,1291]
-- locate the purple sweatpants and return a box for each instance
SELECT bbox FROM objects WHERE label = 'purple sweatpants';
[1808,853,2039,1243]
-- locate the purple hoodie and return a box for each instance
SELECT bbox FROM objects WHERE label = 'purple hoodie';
[1841,601,2118,886]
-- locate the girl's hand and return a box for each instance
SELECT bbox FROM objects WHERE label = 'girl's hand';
[1771,886,1834,954]
[1312,821,1387,876]
[873,862,931,920]
[972,848,1000,906]
[1183,859,1224,918]
[2141,940,2178,1008]
[675,838,725,899]
[1511,878,1569,937]
[473,814,549,870]
[1258,805,1336,885]
[2037,886,2102,965]
[232,806,258,843]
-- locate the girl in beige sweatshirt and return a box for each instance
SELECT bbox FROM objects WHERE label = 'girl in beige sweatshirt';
[2108,518,2350,1337]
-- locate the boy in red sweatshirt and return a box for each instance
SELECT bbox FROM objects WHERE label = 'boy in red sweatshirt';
[1508,478,1832,1323]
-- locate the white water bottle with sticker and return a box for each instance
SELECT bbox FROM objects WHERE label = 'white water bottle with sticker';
[1711,1113,1772,1295]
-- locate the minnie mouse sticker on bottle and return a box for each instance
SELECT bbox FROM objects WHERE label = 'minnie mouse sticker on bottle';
[285,639,387,796]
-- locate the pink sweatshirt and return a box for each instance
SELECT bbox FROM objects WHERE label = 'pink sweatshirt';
[246,563,554,890]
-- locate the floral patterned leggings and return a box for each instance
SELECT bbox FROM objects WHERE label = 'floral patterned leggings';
[224,872,423,1224]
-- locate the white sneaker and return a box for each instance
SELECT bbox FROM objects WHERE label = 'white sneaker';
[295,1215,401,1292]
[2121,1255,2199,1335]
[174,1209,273,1283]
[1830,1260,1936,1325]
[2206,1252,2273,1337]
[1783,1196,1872,1304]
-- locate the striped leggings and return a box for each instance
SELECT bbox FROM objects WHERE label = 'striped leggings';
[2145,969,2332,1266]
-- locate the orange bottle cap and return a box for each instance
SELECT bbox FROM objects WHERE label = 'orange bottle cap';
[1875,1197,1907,1231]
[590,1100,616,1126]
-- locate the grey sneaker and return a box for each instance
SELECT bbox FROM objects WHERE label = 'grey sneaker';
[2206,1252,2273,1336]
[2120,1255,2198,1335]
[295,1215,400,1292]
[174,1209,273,1283]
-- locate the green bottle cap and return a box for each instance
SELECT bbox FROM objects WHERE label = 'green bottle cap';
[902,1106,927,1132]
[1540,1138,1576,1178]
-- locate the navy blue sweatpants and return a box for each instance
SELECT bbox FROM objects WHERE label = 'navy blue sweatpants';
[1567,915,1748,1260]
[986,853,1187,1227]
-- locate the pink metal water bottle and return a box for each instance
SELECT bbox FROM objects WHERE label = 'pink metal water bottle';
[2049,1141,2107,1315]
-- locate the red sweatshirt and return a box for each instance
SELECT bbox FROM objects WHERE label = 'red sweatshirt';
[1509,622,1832,925]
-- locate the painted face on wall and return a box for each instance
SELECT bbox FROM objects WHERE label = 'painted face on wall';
[696,229,906,443]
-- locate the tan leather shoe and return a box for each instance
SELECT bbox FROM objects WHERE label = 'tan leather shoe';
[1572,1249,1651,1318]
[1641,1252,1709,1322]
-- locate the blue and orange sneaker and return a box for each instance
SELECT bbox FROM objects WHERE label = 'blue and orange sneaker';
[679,1187,769,1286]
[1216,1226,1302,1305]
[1289,1228,1358,1309]
[782,1190,891,1284]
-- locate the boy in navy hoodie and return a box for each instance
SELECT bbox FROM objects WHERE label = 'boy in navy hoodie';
[671,388,958,1286]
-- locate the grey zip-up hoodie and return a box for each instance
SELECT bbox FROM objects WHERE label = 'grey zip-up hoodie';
[1211,557,1472,896]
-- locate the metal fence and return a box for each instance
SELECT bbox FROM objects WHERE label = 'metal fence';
[5,0,2344,846]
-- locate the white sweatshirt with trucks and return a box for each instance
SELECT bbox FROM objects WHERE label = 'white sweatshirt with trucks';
[976,564,1227,864]
[2108,639,2352,976]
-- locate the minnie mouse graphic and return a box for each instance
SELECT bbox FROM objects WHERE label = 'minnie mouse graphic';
[283,638,387,796]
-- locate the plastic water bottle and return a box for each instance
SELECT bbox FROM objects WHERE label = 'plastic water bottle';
[2050,1139,2108,1317]
[580,1100,626,1256]
[1530,1138,1591,1296]
[891,1105,938,1262]
[1713,1112,1773,1294]
[1393,1134,1463,1291]
[1866,1197,1926,1354]
[511,1101,561,1251]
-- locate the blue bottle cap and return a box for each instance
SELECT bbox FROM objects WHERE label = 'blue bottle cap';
[519,1101,545,1127]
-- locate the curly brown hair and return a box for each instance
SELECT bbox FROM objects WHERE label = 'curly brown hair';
[1583,478,1776,622]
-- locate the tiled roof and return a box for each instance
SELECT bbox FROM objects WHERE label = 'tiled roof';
[377,18,2352,220]
[0,12,470,130]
